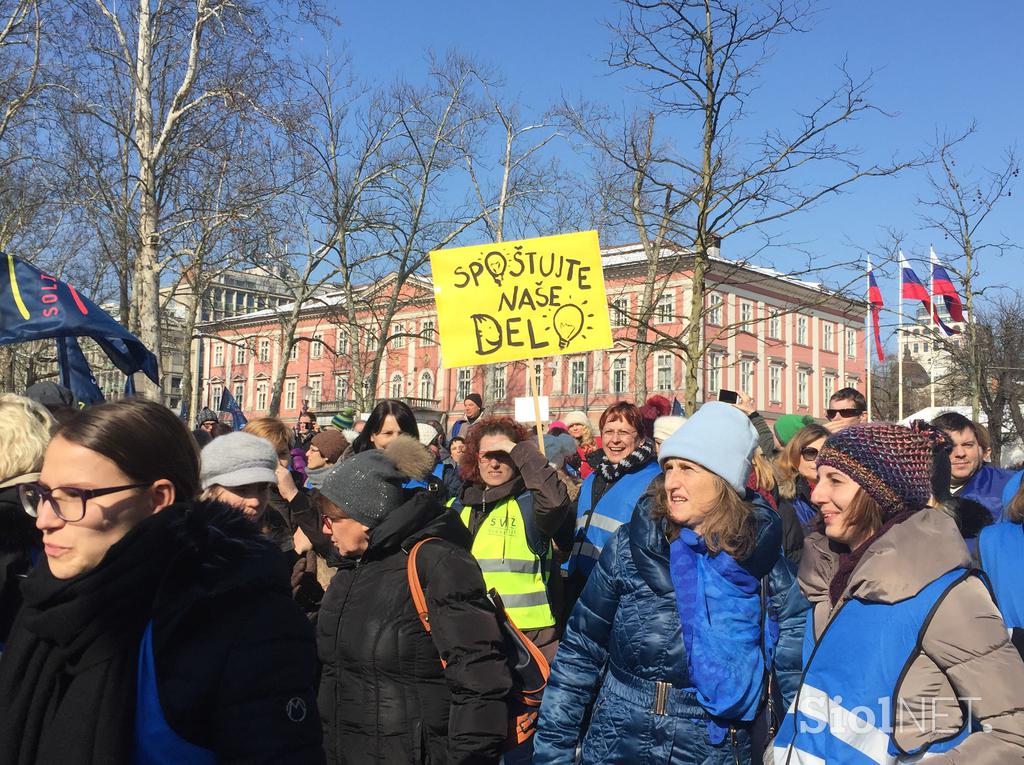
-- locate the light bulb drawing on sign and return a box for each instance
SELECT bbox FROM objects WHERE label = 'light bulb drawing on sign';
[430,231,614,369]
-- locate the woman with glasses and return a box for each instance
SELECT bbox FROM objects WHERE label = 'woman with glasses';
[316,434,511,764]
[0,398,323,764]
[0,394,52,652]
[534,403,784,764]
[455,417,570,661]
[774,422,829,537]
[561,402,661,617]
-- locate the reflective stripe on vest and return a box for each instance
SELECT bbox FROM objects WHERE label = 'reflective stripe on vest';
[453,495,556,630]
[979,522,1024,629]
[773,568,972,765]
[133,622,217,765]
[565,461,660,577]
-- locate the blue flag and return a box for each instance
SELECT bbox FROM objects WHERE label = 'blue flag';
[218,388,248,431]
[671,396,685,417]
[56,335,104,405]
[0,252,159,388]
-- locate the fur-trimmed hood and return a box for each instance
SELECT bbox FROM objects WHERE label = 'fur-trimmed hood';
[382,433,436,481]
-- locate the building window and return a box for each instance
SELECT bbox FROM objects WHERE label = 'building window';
[419,371,434,400]
[740,301,753,325]
[769,365,782,403]
[708,353,722,392]
[768,313,781,339]
[289,342,299,361]
[796,316,808,345]
[656,353,672,390]
[256,383,267,411]
[923,342,930,353]
[570,359,586,396]
[390,373,403,399]
[285,380,297,410]
[259,339,270,362]
[211,383,222,407]
[421,320,436,344]
[235,344,246,364]
[391,323,405,349]
[309,377,322,408]
[611,297,629,328]
[913,342,920,354]
[335,374,349,402]
[311,332,323,359]
[533,364,543,396]
[797,370,809,407]
[656,292,674,323]
[233,382,244,403]
[492,366,507,401]
[457,369,472,402]
[846,328,856,358]
[822,322,834,352]
[612,357,628,394]
[740,359,754,396]
[337,330,349,356]
[213,343,223,366]
[824,375,836,402]
[708,293,723,325]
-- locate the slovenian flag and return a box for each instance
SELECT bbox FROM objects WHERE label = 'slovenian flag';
[930,248,963,335]
[868,267,884,362]
[900,253,931,313]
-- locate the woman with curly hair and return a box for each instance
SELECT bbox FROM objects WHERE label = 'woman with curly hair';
[453,417,570,661]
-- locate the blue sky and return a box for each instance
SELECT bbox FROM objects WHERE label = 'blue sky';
[334,1,1022,329]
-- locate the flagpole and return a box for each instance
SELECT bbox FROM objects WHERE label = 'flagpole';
[866,254,873,422]
[929,246,936,410]
[897,250,905,421]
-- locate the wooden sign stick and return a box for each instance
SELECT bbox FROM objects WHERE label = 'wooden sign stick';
[526,358,546,456]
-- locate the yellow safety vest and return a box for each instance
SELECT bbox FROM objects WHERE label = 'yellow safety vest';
[450,495,556,630]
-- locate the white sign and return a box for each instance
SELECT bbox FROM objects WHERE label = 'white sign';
[514,395,550,424]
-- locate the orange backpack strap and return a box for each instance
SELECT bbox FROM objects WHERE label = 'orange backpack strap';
[407,537,440,635]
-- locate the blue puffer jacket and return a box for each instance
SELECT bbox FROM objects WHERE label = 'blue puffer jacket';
[534,493,786,764]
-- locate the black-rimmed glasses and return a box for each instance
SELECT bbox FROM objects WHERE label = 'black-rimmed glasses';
[18,482,150,522]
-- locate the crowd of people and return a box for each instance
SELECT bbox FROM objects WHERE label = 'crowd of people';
[0,383,1023,764]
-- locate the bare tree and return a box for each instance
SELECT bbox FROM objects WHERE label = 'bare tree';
[569,0,921,409]
[919,126,1019,421]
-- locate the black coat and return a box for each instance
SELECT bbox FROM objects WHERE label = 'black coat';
[317,489,512,765]
[0,502,324,765]
[0,486,41,649]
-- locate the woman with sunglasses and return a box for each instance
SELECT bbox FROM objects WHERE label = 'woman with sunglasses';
[0,399,323,764]
[772,422,1024,763]
[774,423,829,537]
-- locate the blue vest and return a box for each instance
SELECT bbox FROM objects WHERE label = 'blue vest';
[133,622,216,764]
[979,522,1024,629]
[961,464,1016,523]
[772,569,973,765]
[564,460,660,577]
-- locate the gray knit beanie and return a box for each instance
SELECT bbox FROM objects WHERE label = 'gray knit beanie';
[319,434,435,529]
[200,431,279,489]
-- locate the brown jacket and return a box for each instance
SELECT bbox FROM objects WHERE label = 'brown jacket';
[794,509,1024,764]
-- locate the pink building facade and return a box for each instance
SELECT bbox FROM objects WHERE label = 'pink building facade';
[198,244,866,426]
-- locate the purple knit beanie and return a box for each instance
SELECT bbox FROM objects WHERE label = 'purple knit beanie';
[816,422,936,520]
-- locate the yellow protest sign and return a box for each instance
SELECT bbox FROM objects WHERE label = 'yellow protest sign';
[430,231,613,368]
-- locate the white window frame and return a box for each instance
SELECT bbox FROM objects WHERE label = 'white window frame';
[456,369,472,402]
[611,297,629,328]
[846,328,857,358]
[213,343,223,366]
[797,316,808,345]
[822,322,834,352]
[311,332,323,359]
[656,292,674,323]
[708,293,723,326]
[708,353,723,392]
[259,339,270,362]
[421,320,436,345]
[611,357,628,394]
[797,370,809,406]
[492,366,506,401]
[740,301,753,325]
[256,383,268,411]
[740,359,754,396]
[285,380,297,410]
[335,374,349,402]
[769,365,782,403]
[656,353,672,390]
[390,373,403,399]
[234,344,246,364]
[823,374,836,402]
[419,371,434,400]
[309,376,322,408]
[569,359,586,396]
[768,313,781,339]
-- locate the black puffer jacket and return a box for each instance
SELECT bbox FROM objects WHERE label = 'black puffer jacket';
[317,489,512,765]
[0,486,41,650]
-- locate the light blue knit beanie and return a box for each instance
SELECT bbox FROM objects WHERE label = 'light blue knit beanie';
[657,401,758,494]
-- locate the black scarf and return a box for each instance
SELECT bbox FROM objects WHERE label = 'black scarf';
[597,437,657,482]
[0,507,183,765]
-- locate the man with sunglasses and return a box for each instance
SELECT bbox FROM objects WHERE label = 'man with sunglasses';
[824,387,868,433]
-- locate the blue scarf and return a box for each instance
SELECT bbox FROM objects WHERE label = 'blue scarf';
[669,528,768,743]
